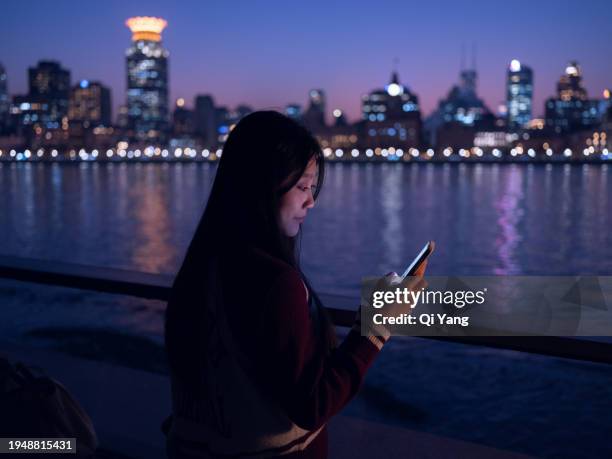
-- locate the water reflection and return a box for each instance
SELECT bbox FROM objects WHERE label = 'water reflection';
[78,162,96,243]
[131,165,176,273]
[380,164,403,267]
[599,165,608,236]
[50,163,62,230]
[1,163,612,293]
[23,163,35,239]
[494,165,524,274]
[559,164,573,267]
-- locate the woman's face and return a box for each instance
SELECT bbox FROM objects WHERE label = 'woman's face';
[278,158,318,237]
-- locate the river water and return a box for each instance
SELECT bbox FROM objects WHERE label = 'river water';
[1,162,611,458]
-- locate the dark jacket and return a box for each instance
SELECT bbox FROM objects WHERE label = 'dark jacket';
[166,246,388,458]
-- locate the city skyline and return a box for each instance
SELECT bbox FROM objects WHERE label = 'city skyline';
[1,0,611,122]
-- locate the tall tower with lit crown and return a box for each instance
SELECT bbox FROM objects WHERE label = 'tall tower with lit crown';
[125,16,169,142]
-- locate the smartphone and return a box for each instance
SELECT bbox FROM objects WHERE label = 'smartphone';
[401,241,434,278]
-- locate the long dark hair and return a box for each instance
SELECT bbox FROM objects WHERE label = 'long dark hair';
[165,111,337,389]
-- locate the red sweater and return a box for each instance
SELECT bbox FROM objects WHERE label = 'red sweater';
[168,246,389,458]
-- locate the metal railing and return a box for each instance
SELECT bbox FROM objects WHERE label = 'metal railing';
[1,254,611,365]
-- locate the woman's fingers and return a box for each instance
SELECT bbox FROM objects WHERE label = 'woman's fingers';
[402,274,423,290]
[416,277,428,292]
[414,260,428,277]
[374,272,397,291]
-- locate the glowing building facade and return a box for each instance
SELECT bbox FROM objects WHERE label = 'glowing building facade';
[303,89,326,130]
[360,72,421,148]
[424,65,493,147]
[545,62,600,133]
[69,80,111,127]
[125,16,169,142]
[29,61,71,128]
[506,59,533,130]
[194,95,216,147]
[9,61,70,138]
[0,63,9,133]
[284,104,302,122]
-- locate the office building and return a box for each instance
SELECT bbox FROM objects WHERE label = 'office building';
[303,89,326,130]
[172,98,194,136]
[69,80,111,127]
[125,16,169,142]
[194,95,216,147]
[29,61,70,129]
[285,104,302,122]
[9,60,70,138]
[0,63,9,133]
[360,71,422,148]
[116,105,129,129]
[506,59,533,130]
[215,105,252,145]
[545,61,600,133]
[424,65,493,147]
[332,109,348,127]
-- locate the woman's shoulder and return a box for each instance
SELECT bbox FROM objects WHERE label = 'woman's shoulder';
[241,247,308,302]
[244,246,294,275]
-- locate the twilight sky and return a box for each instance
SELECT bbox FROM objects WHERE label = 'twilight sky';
[1,0,611,122]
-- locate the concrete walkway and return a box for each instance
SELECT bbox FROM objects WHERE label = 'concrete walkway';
[1,340,533,459]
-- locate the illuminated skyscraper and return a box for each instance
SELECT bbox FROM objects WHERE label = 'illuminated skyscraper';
[116,105,129,129]
[303,89,326,130]
[10,60,70,138]
[424,64,493,147]
[0,63,9,133]
[285,104,302,122]
[29,60,70,129]
[214,105,252,145]
[360,71,421,148]
[125,16,169,142]
[172,98,194,136]
[332,109,347,127]
[194,95,216,147]
[69,80,111,127]
[545,61,600,133]
[506,59,533,130]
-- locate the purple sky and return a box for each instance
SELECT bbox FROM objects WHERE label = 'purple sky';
[1,0,611,122]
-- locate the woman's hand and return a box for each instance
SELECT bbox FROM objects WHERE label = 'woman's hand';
[358,257,430,341]
[373,260,429,319]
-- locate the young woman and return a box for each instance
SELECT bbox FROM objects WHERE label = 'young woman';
[164,111,427,458]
